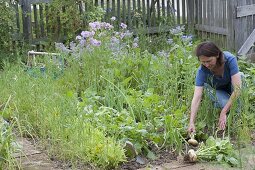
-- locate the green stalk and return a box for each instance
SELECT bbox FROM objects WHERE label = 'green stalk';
[100,75,135,122]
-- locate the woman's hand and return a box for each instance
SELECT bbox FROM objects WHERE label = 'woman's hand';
[218,111,227,130]
[188,122,196,133]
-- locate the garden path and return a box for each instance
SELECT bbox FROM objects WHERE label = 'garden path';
[12,137,255,170]
[13,137,62,170]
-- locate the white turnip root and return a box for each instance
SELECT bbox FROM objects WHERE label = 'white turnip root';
[188,133,198,147]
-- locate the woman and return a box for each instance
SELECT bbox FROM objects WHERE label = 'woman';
[188,41,242,133]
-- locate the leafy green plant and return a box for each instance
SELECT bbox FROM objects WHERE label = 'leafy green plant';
[0,0,16,52]
[188,136,239,167]
[46,0,106,44]
[0,116,16,169]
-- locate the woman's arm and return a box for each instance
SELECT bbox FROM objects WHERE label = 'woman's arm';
[188,86,203,133]
[218,72,242,130]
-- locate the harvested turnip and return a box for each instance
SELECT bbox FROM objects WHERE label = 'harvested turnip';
[188,149,197,162]
[185,136,239,167]
[188,133,198,147]
[188,138,198,146]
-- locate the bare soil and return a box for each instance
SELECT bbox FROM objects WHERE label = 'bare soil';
[13,137,255,170]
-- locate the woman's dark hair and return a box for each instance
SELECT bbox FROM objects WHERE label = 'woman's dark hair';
[195,41,224,66]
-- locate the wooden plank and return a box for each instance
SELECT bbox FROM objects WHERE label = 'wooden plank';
[187,0,194,32]
[238,29,255,55]
[142,0,146,27]
[182,0,186,24]
[14,3,20,33]
[151,0,156,26]
[171,0,175,24]
[117,0,120,27]
[195,24,228,35]
[215,0,220,27]
[39,4,45,38]
[176,0,180,24]
[79,2,85,27]
[123,0,126,24]
[127,0,132,28]
[21,0,32,42]
[157,0,160,20]
[167,0,171,18]
[226,0,236,51]
[222,0,226,28]
[193,0,198,24]
[62,6,67,36]
[45,4,50,36]
[246,0,253,50]
[201,0,207,40]
[162,0,165,18]
[218,0,224,48]
[101,0,104,9]
[209,0,214,39]
[236,0,247,51]
[137,0,141,27]
[112,0,115,18]
[106,0,110,21]
[222,0,227,48]
[237,4,255,18]
[198,0,202,36]
[214,0,220,45]
[146,0,150,27]
[33,4,39,39]
[132,0,137,27]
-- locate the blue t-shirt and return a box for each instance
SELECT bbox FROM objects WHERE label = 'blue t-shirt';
[195,51,239,93]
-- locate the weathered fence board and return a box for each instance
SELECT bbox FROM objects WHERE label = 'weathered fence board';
[195,24,228,36]
[238,29,255,56]
[237,4,255,18]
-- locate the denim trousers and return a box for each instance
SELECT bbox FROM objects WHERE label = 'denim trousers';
[204,72,245,110]
[204,83,230,109]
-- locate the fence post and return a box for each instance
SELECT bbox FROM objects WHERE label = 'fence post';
[21,0,31,42]
[227,0,237,52]
[187,0,194,33]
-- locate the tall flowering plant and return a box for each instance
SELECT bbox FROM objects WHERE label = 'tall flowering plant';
[55,20,139,58]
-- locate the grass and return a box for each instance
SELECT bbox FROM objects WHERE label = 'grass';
[0,30,254,169]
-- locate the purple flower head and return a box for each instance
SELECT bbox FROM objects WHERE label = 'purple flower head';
[81,31,94,38]
[170,25,185,35]
[133,42,139,48]
[181,35,193,42]
[55,43,71,53]
[90,38,101,46]
[104,23,114,30]
[120,32,126,39]
[167,38,173,45]
[110,16,116,21]
[89,22,101,31]
[120,23,127,29]
[158,50,169,58]
[69,41,76,51]
[134,37,139,42]
[111,36,119,44]
[125,31,133,37]
[76,35,82,40]
[80,39,86,46]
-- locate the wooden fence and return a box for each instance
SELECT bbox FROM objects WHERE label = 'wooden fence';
[187,0,255,55]
[15,0,187,46]
[13,0,255,54]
